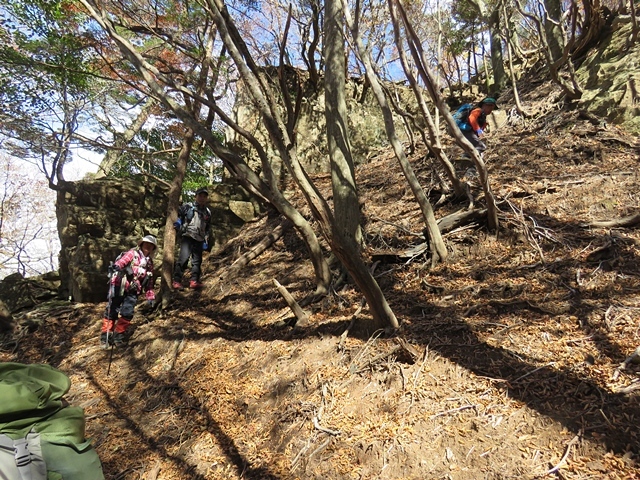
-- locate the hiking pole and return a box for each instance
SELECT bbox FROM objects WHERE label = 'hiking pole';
[106,317,117,376]
[106,278,122,376]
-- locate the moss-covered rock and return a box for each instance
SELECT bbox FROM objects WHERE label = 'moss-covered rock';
[576,22,640,134]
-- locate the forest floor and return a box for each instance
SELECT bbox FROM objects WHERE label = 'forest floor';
[3,77,640,479]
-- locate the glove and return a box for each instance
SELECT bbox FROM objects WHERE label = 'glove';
[476,129,483,136]
[129,279,140,293]
[145,289,156,302]
[202,241,208,251]
[173,218,182,230]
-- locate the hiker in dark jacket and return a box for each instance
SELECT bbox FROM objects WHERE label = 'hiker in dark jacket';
[173,187,212,290]
[458,97,498,154]
[100,235,157,348]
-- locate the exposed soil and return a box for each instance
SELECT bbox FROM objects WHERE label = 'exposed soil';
[2,77,640,479]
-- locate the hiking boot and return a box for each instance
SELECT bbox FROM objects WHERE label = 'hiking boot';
[172,281,184,290]
[189,280,203,290]
[464,167,479,179]
[113,332,128,348]
[100,332,114,349]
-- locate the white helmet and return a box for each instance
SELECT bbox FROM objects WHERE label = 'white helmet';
[138,235,158,250]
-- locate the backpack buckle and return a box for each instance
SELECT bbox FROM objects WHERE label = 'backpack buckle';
[13,438,32,467]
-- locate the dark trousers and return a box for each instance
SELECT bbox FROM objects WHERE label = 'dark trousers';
[174,236,203,282]
[462,129,487,153]
[104,292,137,321]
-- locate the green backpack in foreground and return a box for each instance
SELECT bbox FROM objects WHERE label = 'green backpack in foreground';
[0,362,105,480]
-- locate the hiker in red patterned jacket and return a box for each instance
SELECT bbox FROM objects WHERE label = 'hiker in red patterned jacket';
[100,235,157,348]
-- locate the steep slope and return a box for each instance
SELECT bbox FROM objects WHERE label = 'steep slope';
[3,39,640,480]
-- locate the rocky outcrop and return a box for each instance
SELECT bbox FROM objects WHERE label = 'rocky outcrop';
[0,271,61,332]
[227,70,411,182]
[208,183,260,249]
[57,178,168,303]
[577,22,640,134]
[56,177,259,303]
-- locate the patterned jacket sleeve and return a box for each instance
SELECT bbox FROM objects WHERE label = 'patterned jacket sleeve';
[114,249,135,270]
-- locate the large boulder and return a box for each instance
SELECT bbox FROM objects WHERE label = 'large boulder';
[0,272,60,323]
[576,21,640,134]
[227,68,411,180]
[56,177,259,303]
[56,178,169,303]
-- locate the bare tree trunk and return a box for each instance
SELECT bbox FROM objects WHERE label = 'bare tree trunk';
[331,227,399,331]
[325,0,363,247]
[394,0,500,232]
[488,7,506,94]
[95,97,156,178]
[501,2,530,118]
[228,219,293,277]
[544,0,564,62]
[388,0,467,199]
[159,129,192,308]
[342,0,448,263]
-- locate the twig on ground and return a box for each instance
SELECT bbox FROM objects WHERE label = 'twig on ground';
[544,432,581,475]
[612,346,640,381]
[512,362,555,383]
[617,380,640,394]
[146,461,162,480]
[338,298,365,351]
[312,416,341,436]
[429,404,477,419]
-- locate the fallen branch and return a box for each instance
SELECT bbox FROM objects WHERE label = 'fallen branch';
[612,346,640,381]
[229,219,293,276]
[512,362,555,383]
[273,279,310,327]
[589,213,640,228]
[437,207,488,234]
[617,381,640,394]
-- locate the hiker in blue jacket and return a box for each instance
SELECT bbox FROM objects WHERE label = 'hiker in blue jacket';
[454,97,498,154]
[173,187,212,290]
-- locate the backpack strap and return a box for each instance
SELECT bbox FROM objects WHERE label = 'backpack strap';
[185,203,197,223]
[0,432,47,480]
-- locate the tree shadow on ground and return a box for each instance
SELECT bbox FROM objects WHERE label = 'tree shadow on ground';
[69,354,282,480]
